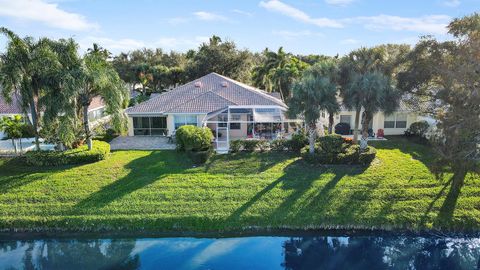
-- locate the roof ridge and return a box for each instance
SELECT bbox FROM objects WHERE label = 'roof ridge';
[162,89,237,113]
[212,73,286,107]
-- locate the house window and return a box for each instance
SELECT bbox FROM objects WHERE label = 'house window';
[395,114,407,128]
[340,115,351,126]
[384,113,407,129]
[174,115,198,129]
[133,116,167,136]
[230,114,241,130]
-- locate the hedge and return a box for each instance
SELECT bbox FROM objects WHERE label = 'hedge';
[302,134,376,165]
[24,140,110,166]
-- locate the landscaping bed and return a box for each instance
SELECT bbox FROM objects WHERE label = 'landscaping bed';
[0,137,479,233]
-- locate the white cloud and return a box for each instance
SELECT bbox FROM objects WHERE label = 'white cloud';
[273,30,323,39]
[232,9,253,17]
[193,11,228,21]
[259,0,343,28]
[0,0,98,31]
[354,14,451,34]
[325,0,355,6]
[443,0,461,7]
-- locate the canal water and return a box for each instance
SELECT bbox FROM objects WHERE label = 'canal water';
[0,235,479,269]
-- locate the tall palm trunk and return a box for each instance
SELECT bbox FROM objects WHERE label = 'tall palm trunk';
[328,113,334,134]
[360,111,373,150]
[353,108,361,143]
[83,104,92,150]
[29,96,40,151]
[308,121,316,154]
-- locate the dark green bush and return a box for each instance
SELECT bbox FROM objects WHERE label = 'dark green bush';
[302,138,375,165]
[317,134,345,153]
[270,139,287,151]
[286,132,308,152]
[230,140,244,153]
[188,149,213,164]
[176,125,213,152]
[20,124,35,138]
[359,146,377,165]
[24,140,110,166]
[243,139,261,152]
[406,121,430,137]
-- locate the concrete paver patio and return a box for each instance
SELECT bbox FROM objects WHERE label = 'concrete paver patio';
[109,136,175,150]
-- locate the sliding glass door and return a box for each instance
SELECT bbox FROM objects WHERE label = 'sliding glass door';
[133,117,167,136]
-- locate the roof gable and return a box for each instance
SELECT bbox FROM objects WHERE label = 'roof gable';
[126,73,287,114]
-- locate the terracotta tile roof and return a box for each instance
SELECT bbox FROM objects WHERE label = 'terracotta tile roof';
[88,96,105,111]
[1,94,105,115]
[0,94,23,114]
[126,73,286,114]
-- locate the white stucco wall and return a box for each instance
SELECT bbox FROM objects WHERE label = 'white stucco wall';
[322,110,421,136]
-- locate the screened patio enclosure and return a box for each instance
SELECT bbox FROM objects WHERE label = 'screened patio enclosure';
[202,106,303,152]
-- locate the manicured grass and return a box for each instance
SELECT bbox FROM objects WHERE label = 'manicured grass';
[0,137,479,233]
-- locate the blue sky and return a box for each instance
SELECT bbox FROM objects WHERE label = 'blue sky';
[0,0,478,56]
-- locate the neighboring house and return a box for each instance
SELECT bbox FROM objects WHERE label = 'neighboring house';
[0,94,24,139]
[125,72,302,152]
[0,94,107,139]
[320,99,431,136]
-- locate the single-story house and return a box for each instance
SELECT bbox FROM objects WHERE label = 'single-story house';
[125,72,302,152]
[0,94,107,139]
[320,100,433,136]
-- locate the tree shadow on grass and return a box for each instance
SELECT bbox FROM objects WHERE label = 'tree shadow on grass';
[71,151,193,214]
[434,171,469,229]
[227,158,368,224]
[204,151,294,175]
[0,158,79,193]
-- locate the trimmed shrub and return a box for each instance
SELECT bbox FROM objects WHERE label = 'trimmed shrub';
[405,121,430,145]
[188,148,213,164]
[230,140,244,153]
[286,132,308,152]
[406,121,430,137]
[317,134,345,154]
[176,125,213,152]
[302,137,376,165]
[243,139,261,152]
[359,146,377,165]
[270,139,287,151]
[257,140,270,152]
[24,140,110,166]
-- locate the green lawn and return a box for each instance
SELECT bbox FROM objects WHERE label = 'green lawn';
[0,137,479,233]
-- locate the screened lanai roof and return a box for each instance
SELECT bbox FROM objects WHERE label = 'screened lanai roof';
[204,106,301,123]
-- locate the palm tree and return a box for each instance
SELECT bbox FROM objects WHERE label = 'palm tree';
[0,115,24,154]
[340,46,403,148]
[252,47,306,100]
[0,28,60,151]
[348,72,400,148]
[76,44,129,150]
[288,61,339,154]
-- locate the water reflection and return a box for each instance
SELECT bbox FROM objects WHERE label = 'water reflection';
[0,236,479,270]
